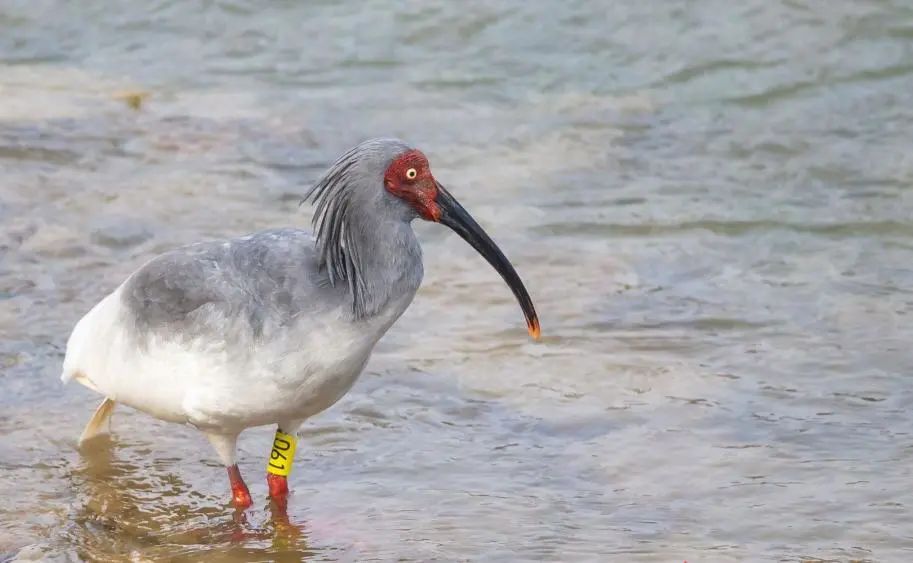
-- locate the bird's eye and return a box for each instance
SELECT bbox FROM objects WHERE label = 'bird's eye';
[405,168,417,180]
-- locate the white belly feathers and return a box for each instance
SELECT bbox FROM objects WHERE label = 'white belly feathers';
[61,285,412,433]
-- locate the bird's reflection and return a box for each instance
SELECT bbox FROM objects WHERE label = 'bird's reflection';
[69,435,315,560]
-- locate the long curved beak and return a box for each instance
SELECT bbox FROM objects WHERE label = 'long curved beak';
[435,182,540,340]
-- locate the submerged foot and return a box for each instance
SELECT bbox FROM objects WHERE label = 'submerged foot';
[232,487,253,509]
[227,464,253,509]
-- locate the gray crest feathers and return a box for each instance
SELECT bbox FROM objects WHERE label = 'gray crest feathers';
[302,138,413,317]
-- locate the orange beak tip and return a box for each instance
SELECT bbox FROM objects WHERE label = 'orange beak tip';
[528,320,541,341]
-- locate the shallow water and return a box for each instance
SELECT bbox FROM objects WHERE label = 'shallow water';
[2,1,913,561]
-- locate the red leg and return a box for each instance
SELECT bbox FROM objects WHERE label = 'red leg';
[227,464,252,509]
[267,473,289,511]
[267,473,289,499]
[266,426,298,508]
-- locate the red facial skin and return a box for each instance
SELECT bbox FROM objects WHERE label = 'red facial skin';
[227,464,253,509]
[384,149,441,221]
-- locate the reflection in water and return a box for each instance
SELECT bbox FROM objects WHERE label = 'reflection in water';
[67,436,315,561]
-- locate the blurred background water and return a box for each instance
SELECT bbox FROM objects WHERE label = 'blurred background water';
[1,1,913,561]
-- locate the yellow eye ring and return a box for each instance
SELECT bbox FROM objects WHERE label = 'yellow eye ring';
[405,168,417,180]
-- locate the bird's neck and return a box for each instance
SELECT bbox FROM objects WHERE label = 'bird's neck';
[333,214,423,321]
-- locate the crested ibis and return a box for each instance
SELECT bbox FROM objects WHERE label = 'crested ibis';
[61,138,540,508]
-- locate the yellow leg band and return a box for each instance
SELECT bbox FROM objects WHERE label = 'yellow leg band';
[266,429,298,476]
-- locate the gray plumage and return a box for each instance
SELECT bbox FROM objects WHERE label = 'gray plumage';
[63,136,538,509]
[304,137,415,315]
[122,138,423,345]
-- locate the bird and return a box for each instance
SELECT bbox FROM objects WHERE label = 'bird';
[61,138,540,509]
